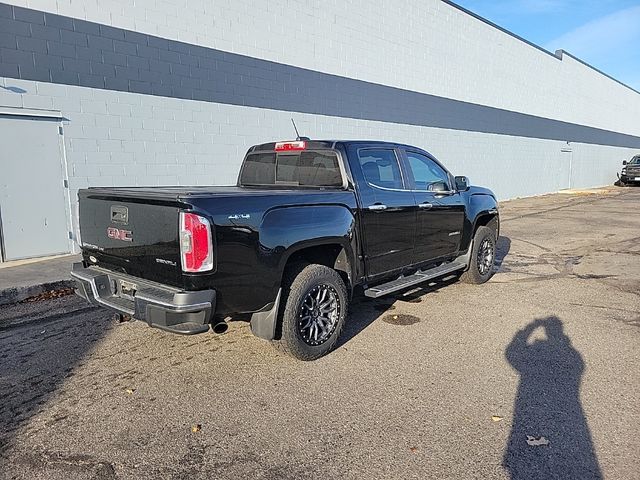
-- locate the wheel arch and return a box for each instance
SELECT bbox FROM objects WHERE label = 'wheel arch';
[460,192,499,253]
[473,210,500,239]
[252,244,353,343]
[280,241,355,295]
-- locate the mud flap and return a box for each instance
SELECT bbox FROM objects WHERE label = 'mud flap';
[249,289,282,340]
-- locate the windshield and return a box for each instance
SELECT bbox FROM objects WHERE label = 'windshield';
[629,156,640,165]
[239,150,344,187]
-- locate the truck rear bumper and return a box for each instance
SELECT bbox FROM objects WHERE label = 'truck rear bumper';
[71,263,216,335]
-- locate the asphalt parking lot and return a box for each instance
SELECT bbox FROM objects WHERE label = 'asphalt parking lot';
[1,187,639,480]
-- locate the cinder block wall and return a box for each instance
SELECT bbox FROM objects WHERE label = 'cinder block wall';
[1,0,639,252]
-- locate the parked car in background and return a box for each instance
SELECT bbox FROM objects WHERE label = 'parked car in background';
[618,155,640,186]
[71,139,500,360]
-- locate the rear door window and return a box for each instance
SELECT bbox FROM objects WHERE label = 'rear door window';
[358,148,404,190]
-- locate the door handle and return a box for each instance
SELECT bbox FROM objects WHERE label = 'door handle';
[418,202,433,210]
[368,204,387,211]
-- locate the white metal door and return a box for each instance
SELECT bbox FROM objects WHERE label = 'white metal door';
[560,147,573,190]
[0,115,70,261]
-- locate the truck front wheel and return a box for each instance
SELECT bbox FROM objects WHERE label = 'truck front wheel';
[460,225,496,284]
[274,264,348,361]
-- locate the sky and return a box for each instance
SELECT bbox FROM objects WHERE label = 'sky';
[453,0,640,91]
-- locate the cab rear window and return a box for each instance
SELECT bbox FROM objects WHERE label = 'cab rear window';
[239,151,343,187]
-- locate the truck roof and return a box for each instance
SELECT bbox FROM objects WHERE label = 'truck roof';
[248,140,426,153]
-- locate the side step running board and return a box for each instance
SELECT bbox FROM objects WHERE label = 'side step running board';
[364,262,466,298]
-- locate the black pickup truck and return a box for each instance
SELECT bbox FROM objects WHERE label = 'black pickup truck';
[72,139,499,360]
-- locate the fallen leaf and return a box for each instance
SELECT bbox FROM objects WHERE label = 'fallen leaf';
[23,288,75,303]
[125,388,135,395]
[492,416,503,422]
[526,435,550,446]
[191,424,202,433]
[409,447,418,453]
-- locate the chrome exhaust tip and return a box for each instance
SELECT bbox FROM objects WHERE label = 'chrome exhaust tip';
[211,321,228,334]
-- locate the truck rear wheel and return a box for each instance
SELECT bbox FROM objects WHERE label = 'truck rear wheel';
[273,264,348,361]
[460,226,496,284]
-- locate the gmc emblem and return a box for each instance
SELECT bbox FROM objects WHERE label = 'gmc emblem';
[107,227,133,242]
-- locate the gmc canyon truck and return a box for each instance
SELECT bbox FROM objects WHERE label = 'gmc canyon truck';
[618,155,640,186]
[72,140,500,360]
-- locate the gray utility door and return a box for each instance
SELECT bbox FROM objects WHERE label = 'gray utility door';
[560,147,573,190]
[0,114,70,261]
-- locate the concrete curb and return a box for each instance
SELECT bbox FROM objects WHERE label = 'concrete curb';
[0,280,75,306]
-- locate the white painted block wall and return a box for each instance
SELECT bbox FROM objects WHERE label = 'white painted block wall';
[3,0,640,136]
[1,75,636,255]
[1,0,639,258]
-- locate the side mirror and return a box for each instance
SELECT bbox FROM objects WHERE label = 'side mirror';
[427,181,450,193]
[455,175,469,191]
[623,160,627,165]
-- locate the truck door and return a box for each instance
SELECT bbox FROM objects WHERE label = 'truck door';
[351,147,416,278]
[401,150,465,263]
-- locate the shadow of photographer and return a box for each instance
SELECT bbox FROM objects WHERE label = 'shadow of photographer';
[503,316,602,479]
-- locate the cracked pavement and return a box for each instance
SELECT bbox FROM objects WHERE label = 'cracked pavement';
[0,187,639,479]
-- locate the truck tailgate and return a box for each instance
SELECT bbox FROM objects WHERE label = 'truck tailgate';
[78,189,188,287]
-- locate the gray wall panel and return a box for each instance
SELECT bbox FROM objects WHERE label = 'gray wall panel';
[0,113,70,260]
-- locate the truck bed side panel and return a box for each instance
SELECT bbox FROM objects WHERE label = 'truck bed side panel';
[187,192,358,314]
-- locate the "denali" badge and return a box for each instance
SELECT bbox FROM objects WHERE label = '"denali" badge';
[107,227,133,242]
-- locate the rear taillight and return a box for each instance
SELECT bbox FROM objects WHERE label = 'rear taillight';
[179,212,213,273]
